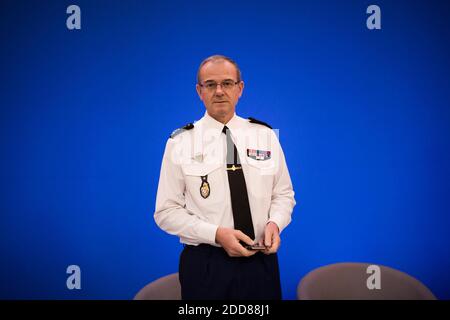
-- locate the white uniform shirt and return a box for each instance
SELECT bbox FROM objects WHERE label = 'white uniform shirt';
[154,111,296,246]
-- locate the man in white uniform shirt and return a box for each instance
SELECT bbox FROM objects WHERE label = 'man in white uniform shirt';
[154,55,296,299]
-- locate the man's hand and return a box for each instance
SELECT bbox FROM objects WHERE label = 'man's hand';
[260,222,281,255]
[215,227,257,257]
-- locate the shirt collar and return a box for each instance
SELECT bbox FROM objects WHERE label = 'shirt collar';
[202,110,244,133]
[193,111,243,161]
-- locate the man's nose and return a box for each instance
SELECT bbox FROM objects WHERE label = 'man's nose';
[214,84,225,95]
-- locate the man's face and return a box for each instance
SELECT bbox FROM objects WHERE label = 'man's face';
[196,60,244,122]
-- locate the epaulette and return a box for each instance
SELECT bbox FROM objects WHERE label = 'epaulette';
[170,123,194,139]
[248,117,272,129]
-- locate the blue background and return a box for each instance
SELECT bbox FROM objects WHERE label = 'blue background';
[1,0,449,299]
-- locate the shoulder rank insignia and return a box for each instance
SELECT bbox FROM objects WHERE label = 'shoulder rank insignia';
[170,123,194,139]
[248,117,272,129]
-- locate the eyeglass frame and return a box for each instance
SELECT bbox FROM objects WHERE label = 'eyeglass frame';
[198,79,241,91]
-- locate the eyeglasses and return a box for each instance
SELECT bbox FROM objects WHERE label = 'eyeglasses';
[199,80,240,91]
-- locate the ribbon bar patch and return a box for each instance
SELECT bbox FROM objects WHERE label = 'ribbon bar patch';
[247,149,271,161]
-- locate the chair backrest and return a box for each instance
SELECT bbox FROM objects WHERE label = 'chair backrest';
[297,262,436,300]
[134,272,181,300]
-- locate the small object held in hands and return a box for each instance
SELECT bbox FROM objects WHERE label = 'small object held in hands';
[245,244,267,250]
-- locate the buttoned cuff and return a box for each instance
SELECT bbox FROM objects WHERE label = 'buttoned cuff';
[196,222,220,245]
[268,212,291,234]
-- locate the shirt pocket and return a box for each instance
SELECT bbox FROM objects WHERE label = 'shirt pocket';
[245,155,277,176]
[244,150,277,199]
[181,163,225,207]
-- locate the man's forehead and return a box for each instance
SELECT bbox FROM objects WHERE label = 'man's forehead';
[200,60,238,81]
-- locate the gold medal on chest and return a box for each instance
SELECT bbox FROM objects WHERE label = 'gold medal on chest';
[200,175,210,199]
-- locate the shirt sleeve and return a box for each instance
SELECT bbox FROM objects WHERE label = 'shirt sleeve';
[153,137,219,245]
[268,132,296,234]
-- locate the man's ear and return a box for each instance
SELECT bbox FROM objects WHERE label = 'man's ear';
[238,81,244,98]
[196,84,203,100]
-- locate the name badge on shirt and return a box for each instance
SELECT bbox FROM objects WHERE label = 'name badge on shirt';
[200,175,210,199]
[247,149,271,161]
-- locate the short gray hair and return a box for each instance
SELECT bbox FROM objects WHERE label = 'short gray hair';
[197,55,242,84]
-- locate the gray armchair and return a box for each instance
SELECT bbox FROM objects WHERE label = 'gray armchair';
[297,262,436,300]
[134,272,181,300]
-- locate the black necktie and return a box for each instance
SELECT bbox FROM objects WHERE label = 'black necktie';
[222,126,255,240]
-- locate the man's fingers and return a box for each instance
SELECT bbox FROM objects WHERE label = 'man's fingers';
[242,247,257,257]
[235,231,260,257]
[264,228,273,247]
[235,230,254,246]
[231,244,256,257]
[264,235,280,254]
[272,231,280,246]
